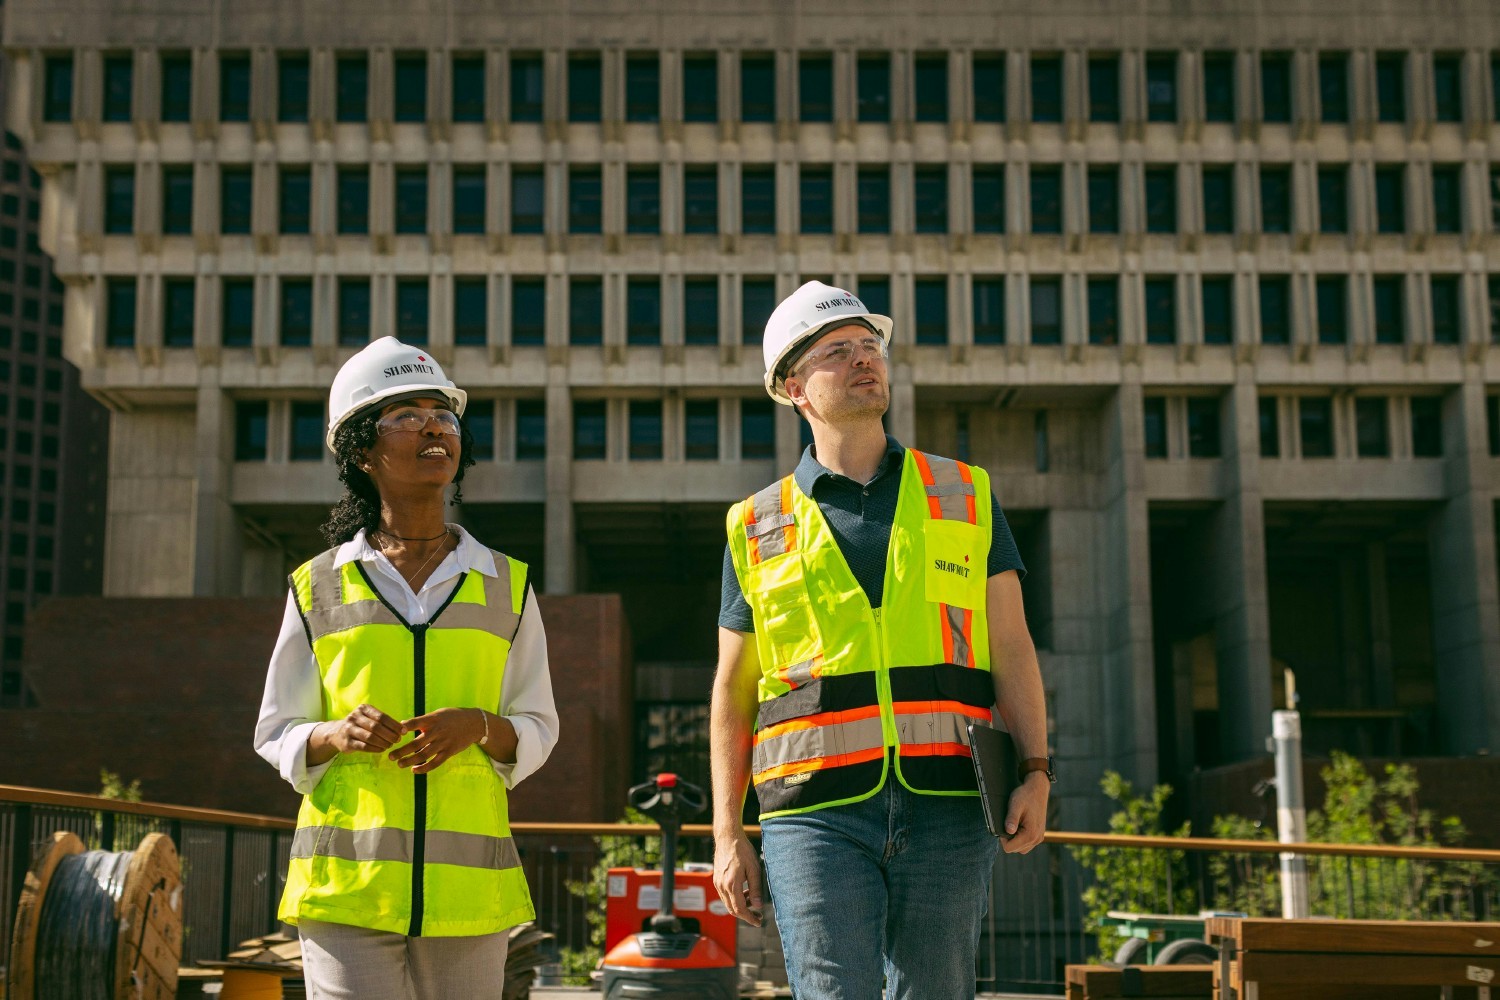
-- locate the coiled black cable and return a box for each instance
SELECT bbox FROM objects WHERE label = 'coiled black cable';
[34,849,132,1000]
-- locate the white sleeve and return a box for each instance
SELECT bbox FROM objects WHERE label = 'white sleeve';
[253,592,334,795]
[492,585,558,788]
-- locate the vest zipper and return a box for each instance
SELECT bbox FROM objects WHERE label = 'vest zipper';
[410,621,429,937]
[871,607,897,754]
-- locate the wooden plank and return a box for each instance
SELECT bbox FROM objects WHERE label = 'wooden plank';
[1063,965,1213,997]
[114,832,182,1000]
[1239,952,1500,986]
[1218,918,1500,956]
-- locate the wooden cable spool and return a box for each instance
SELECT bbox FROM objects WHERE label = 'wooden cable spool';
[7,830,183,1000]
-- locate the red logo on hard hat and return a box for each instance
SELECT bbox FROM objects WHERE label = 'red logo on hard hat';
[418,356,426,362]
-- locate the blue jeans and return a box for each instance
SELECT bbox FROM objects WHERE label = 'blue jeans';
[760,775,1000,1000]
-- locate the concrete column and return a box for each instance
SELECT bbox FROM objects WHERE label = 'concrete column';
[1367,542,1395,707]
[544,372,575,594]
[887,363,916,445]
[1426,378,1500,753]
[191,382,242,595]
[775,401,802,473]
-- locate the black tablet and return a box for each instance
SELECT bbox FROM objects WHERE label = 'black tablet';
[966,722,1019,840]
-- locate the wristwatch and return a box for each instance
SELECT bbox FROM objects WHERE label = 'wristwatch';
[1018,756,1055,784]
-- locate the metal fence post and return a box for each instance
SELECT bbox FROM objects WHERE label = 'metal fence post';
[9,803,32,917]
[1272,710,1309,918]
[222,826,237,956]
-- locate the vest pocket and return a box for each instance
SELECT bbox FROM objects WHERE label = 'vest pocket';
[923,520,987,610]
[747,553,823,675]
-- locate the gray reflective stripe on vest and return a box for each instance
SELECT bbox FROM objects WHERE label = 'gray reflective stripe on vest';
[429,553,521,640]
[892,708,981,749]
[291,826,521,871]
[751,715,885,777]
[782,656,820,688]
[747,480,791,560]
[745,512,794,538]
[305,551,402,641]
[920,453,977,523]
[946,603,971,668]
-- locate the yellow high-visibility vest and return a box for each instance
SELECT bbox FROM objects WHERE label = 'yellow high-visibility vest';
[280,548,534,937]
[726,449,996,820]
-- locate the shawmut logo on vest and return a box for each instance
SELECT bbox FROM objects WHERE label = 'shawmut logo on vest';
[934,556,971,578]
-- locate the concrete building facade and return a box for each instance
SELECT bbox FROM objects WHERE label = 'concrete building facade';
[7,0,1500,826]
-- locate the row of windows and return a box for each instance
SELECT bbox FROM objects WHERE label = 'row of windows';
[233,397,775,463]
[44,49,1500,127]
[101,161,1495,238]
[1146,394,1446,460]
[101,271,1500,351]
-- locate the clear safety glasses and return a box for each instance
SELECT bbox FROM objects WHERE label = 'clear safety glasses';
[790,334,889,377]
[376,407,462,437]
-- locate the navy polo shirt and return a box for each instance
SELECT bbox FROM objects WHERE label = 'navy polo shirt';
[718,437,1025,632]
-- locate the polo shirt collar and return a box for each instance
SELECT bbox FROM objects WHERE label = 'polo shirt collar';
[794,434,906,496]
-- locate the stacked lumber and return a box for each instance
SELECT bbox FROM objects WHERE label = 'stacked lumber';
[1065,964,1212,999]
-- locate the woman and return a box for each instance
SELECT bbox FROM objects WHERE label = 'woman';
[255,337,558,999]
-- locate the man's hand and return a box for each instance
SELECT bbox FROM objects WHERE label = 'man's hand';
[314,703,405,757]
[1001,772,1050,854]
[390,707,485,774]
[712,830,764,926]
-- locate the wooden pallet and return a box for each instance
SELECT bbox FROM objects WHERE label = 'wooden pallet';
[1065,964,1213,999]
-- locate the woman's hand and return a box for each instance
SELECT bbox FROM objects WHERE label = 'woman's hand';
[307,704,406,765]
[390,707,485,774]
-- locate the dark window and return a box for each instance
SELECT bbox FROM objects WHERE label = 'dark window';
[858,55,890,122]
[338,278,370,346]
[280,166,311,234]
[741,399,775,459]
[1319,52,1349,123]
[160,54,192,122]
[105,277,136,346]
[103,54,133,122]
[1143,397,1168,457]
[683,56,718,123]
[1411,397,1443,457]
[452,54,485,123]
[1260,164,1291,233]
[1259,275,1290,344]
[1088,55,1120,122]
[289,401,323,461]
[569,166,601,233]
[510,55,544,122]
[570,398,606,461]
[465,402,494,460]
[742,166,776,233]
[1491,275,1500,344]
[396,279,428,344]
[394,53,427,122]
[1204,51,1235,122]
[1318,165,1348,233]
[914,55,948,122]
[1494,55,1500,123]
[104,167,133,234]
[512,277,545,345]
[973,165,1004,233]
[626,167,660,234]
[1316,275,1346,344]
[914,277,948,344]
[1187,398,1221,457]
[454,278,487,345]
[395,168,427,233]
[973,53,1005,122]
[800,165,833,234]
[1355,397,1389,457]
[859,277,890,319]
[913,166,947,233]
[1203,166,1234,234]
[742,277,777,344]
[1373,276,1405,345]
[337,54,368,122]
[1088,277,1118,345]
[626,55,659,123]
[161,166,193,234]
[220,53,251,122]
[163,278,194,347]
[1030,276,1061,345]
[1030,164,1061,233]
[1202,276,1233,344]
[1376,52,1405,123]
[1433,54,1463,123]
[1375,166,1405,233]
[234,401,268,460]
[1088,165,1118,233]
[516,399,546,460]
[278,54,310,122]
[566,54,600,122]
[973,277,1005,345]
[1432,165,1462,233]
[569,277,603,344]
[1300,397,1334,457]
[741,55,775,123]
[221,278,253,347]
[44,55,73,122]
[799,55,833,122]
[1031,55,1062,122]
[511,167,545,234]
[684,277,718,345]
[1259,397,1280,457]
[627,277,661,345]
[1145,277,1176,344]
[280,279,312,346]
[1261,52,1292,123]
[338,167,369,234]
[1491,396,1500,457]
[684,400,719,460]
[1146,53,1177,122]
[858,166,890,233]
[1144,166,1176,233]
[452,165,486,234]
[628,400,663,460]
[683,166,718,234]
[1431,275,1461,345]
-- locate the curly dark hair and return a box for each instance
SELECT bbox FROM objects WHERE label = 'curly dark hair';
[320,407,478,548]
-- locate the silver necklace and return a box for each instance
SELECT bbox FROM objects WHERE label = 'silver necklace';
[377,529,452,587]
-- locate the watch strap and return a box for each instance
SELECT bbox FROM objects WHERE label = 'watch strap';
[1018,756,1054,783]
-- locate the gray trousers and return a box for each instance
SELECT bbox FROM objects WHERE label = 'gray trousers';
[299,918,509,1000]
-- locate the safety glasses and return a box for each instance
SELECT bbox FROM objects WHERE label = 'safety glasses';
[790,335,889,377]
[375,407,462,437]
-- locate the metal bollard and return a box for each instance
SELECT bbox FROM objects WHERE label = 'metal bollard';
[1272,710,1309,919]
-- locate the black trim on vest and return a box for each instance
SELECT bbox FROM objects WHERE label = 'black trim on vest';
[512,567,529,643]
[288,571,315,650]
[755,757,885,816]
[897,756,982,792]
[886,662,995,709]
[753,672,881,731]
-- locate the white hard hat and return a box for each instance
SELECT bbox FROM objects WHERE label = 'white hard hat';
[761,281,893,405]
[325,337,468,450]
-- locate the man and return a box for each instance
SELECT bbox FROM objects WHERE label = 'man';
[710,281,1051,999]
